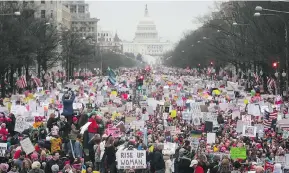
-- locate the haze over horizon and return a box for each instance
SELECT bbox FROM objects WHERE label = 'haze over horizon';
[88,1,215,43]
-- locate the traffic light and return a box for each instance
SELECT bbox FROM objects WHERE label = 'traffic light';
[273,62,278,68]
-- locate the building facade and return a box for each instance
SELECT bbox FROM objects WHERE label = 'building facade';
[63,1,99,41]
[122,5,172,56]
[97,27,122,52]
[23,0,72,30]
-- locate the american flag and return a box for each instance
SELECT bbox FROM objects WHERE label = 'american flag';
[16,76,27,89]
[263,111,277,128]
[32,77,41,87]
[267,77,276,94]
[253,73,260,84]
[74,72,79,77]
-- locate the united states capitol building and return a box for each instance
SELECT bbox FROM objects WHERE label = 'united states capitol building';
[122,5,173,56]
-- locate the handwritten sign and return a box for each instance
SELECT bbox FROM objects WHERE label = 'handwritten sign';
[20,138,35,155]
[117,150,146,169]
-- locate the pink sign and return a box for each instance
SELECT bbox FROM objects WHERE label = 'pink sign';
[106,127,121,137]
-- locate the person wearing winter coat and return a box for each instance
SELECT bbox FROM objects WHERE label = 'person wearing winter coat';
[273,163,282,173]
[87,114,99,142]
[189,160,204,173]
[163,154,172,173]
[28,162,44,173]
[62,89,75,124]
[152,145,165,173]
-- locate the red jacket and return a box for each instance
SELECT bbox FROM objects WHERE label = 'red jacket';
[88,118,99,133]
[0,127,8,141]
[194,166,204,173]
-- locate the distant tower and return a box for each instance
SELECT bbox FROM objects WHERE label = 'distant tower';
[145,4,149,17]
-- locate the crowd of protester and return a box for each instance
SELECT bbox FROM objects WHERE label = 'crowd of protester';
[0,66,285,173]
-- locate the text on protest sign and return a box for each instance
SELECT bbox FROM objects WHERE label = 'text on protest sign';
[117,150,146,169]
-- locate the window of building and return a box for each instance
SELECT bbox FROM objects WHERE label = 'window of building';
[51,0,53,4]
[98,33,100,36]
[109,38,111,41]
[50,10,53,18]
[70,5,76,13]
[106,33,108,36]
[91,27,94,32]
[41,0,45,4]
[41,10,45,18]
[30,0,34,3]
[78,5,85,13]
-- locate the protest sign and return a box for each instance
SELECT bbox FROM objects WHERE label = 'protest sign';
[117,150,146,169]
[20,138,35,155]
[0,143,7,157]
[243,125,257,137]
[14,116,27,133]
[230,147,247,160]
[106,127,121,137]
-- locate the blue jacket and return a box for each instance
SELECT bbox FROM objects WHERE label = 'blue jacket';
[74,140,83,158]
[62,92,75,116]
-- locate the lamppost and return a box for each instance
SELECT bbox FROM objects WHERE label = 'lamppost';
[282,71,287,96]
[254,7,289,94]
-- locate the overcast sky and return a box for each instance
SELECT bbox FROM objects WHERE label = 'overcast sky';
[87,1,215,43]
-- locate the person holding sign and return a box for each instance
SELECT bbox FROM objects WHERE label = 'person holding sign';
[62,88,75,125]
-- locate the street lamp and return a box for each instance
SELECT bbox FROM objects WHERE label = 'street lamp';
[254,12,261,17]
[282,71,286,77]
[197,41,201,43]
[255,6,289,14]
[255,6,263,11]
[233,22,238,25]
[181,50,185,53]
[275,72,279,77]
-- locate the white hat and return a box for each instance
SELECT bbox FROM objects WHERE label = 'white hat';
[190,160,198,167]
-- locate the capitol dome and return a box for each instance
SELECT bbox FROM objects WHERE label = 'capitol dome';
[138,6,155,25]
[134,4,159,43]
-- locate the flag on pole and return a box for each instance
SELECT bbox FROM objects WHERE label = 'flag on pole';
[16,76,27,88]
[107,67,116,85]
[32,77,42,87]
[107,67,116,79]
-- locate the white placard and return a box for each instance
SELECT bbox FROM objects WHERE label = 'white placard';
[20,138,35,155]
[242,115,251,126]
[117,150,146,169]
[207,133,216,144]
[0,143,7,157]
[242,125,257,137]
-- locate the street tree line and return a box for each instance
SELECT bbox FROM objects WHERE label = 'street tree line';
[164,1,289,79]
[0,2,138,96]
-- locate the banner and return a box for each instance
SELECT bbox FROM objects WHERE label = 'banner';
[117,150,146,169]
